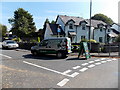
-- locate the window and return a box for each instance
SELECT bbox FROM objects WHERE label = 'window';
[100,27,102,32]
[82,24,86,30]
[69,24,73,29]
[108,29,110,32]
[81,36,86,39]
[99,37,103,43]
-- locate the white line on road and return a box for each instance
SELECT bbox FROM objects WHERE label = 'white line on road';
[0,54,12,59]
[79,67,88,72]
[101,58,106,60]
[101,61,107,63]
[70,72,79,77]
[88,61,94,63]
[81,63,88,66]
[57,78,69,87]
[63,70,72,74]
[112,58,117,60]
[107,60,112,62]
[88,64,95,68]
[95,62,101,65]
[73,66,81,69]
[23,61,72,77]
[94,59,100,62]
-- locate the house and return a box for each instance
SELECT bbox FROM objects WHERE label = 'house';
[44,23,65,39]
[106,23,120,43]
[44,15,111,43]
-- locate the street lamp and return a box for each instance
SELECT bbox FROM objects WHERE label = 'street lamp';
[89,0,92,50]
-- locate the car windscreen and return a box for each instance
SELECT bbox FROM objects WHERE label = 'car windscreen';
[6,41,16,44]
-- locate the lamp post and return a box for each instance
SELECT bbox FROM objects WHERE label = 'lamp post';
[89,0,92,50]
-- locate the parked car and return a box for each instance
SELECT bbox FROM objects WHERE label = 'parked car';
[31,37,72,58]
[2,40,19,49]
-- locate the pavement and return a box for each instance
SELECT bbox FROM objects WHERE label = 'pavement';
[15,48,120,58]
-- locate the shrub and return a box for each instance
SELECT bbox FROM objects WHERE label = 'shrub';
[87,39,97,43]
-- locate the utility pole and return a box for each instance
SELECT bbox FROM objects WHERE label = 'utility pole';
[89,0,92,50]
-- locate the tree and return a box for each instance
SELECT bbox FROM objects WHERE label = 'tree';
[91,13,114,25]
[115,34,120,42]
[0,24,7,37]
[8,8,36,37]
[51,20,55,24]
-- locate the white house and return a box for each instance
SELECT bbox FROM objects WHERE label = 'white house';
[44,15,113,43]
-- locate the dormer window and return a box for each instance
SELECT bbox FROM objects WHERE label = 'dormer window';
[69,24,73,29]
[82,24,86,30]
[100,27,103,32]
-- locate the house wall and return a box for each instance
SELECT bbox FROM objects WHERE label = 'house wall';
[44,24,53,39]
[56,17,65,31]
[76,25,89,42]
[94,28,106,43]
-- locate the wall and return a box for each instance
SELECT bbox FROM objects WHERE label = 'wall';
[94,28,106,43]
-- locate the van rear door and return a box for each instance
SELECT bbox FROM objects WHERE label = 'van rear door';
[66,38,72,53]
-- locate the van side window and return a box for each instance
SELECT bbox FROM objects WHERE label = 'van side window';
[40,40,48,46]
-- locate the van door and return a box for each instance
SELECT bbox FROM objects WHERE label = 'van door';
[38,40,49,54]
[67,38,72,53]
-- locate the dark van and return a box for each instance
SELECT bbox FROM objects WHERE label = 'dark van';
[31,37,72,58]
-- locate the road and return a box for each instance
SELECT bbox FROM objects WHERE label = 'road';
[0,47,118,88]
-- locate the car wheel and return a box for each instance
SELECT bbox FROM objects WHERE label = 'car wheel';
[56,52,63,58]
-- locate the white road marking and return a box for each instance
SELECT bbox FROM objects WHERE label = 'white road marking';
[23,61,72,77]
[95,62,101,65]
[79,67,88,72]
[101,61,107,63]
[57,78,69,87]
[81,63,88,66]
[73,66,81,69]
[88,61,94,63]
[112,58,117,60]
[101,58,106,60]
[63,70,72,74]
[0,54,12,59]
[94,59,100,62]
[107,60,112,62]
[88,64,95,68]
[70,72,79,77]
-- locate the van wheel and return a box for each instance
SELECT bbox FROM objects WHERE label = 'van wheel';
[56,52,63,58]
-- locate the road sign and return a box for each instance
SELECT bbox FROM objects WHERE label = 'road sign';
[78,42,91,59]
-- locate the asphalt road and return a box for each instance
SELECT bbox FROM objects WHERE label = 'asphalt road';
[0,48,119,88]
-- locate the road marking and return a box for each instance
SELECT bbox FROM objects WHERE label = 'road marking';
[73,66,81,69]
[23,61,72,77]
[101,58,106,60]
[107,60,112,62]
[95,62,101,65]
[57,78,69,87]
[88,64,95,68]
[112,58,117,60]
[81,63,88,66]
[88,61,94,63]
[70,72,79,77]
[79,67,88,72]
[63,70,72,74]
[0,54,12,59]
[101,61,107,63]
[94,59,100,62]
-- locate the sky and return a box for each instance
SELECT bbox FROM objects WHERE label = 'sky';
[1,0,119,31]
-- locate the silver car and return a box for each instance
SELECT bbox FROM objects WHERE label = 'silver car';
[2,40,19,49]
